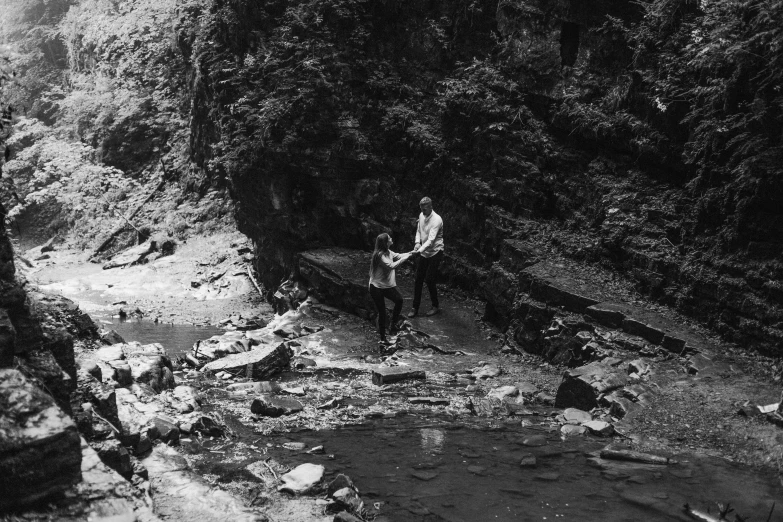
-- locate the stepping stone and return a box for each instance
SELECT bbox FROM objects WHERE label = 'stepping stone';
[561,424,588,437]
[411,471,439,481]
[409,396,450,406]
[521,435,548,447]
[519,454,537,467]
[535,472,560,481]
[278,463,324,494]
[563,408,592,424]
[583,420,614,436]
[250,395,303,417]
[372,367,425,386]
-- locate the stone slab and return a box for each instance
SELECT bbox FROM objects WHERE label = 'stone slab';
[519,261,606,313]
[372,367,426,386]
[201,342,293,379]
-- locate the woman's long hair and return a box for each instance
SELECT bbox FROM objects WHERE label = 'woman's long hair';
[370,233,391,276]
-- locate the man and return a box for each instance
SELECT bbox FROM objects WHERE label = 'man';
[408,196,444,318]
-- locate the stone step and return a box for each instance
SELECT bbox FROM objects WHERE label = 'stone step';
[372,367,426,386]
[585,302,712,354]
[518,261,611,313]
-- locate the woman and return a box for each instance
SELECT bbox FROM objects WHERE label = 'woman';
[368,233,413,344]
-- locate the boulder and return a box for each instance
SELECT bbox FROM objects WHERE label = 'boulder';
[555,362,626,410]
[583,420,614,436]
[278,463,324,494]
[251,395,304,417]
[127,355,175,392]
[16,348,73,414]
[93,439,133,479]
[488,386,518,400]
[561,425,588,437]
[202,342,293,379]
[100,329,126,345]
[327,474,356,497]
[333,487,363,513]
[562,408,592,424]
[0,369,82,510]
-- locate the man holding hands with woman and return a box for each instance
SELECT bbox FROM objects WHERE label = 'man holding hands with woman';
[368,197,444,345]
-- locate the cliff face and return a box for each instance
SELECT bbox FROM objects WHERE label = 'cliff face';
[185,0,782,354]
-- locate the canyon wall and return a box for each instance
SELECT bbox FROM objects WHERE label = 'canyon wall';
[185,0,783,354]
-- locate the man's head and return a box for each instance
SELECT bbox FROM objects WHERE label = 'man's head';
[419,197,433,216]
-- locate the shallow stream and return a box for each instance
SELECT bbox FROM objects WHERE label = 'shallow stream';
[95,318,783,521]
[189,412,782,522]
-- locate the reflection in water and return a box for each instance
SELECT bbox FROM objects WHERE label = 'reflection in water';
[420,428,445,454]
[99,318,224,355]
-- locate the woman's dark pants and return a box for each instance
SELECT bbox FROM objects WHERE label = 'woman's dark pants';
[369,285,403,340]
[412,251,443,312]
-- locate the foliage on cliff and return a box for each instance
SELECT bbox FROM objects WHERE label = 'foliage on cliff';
[0,0,235,249]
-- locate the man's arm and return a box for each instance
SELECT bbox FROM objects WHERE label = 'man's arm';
[414,216,421,250]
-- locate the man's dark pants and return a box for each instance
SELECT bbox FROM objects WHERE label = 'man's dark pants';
[412,251,443,311]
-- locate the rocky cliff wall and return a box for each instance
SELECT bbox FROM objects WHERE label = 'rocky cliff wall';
[185,0,783,355]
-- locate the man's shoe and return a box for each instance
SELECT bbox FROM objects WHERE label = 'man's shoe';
[407,309,418,318]
[424,307,441,317]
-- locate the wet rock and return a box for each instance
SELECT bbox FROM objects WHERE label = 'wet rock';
[202,342,293,379]
[251,395,304,417]
[100,329,125,345]
[93,439,133,479]
[521,435,548,447]
[555,362,626,410]
[152,416,181,443]
[535,472,560,481]
[561,425,588,437]
[278,463,325,494]
[409,396,450,406]
[292,356,317,369]
[583,420,614,436]
[333,486,364,512]
[519,454,537,467]
[283,442,307,451]
[467,465,486,475]
[563,408,592,424]
[334,512,363,522]
[128,354,175,393]
[318,398,343,410]
[16,348,73,414]
[599,449,671,465]
[372,367,426,385]
[515,381,538,396]
[411,471,439,481]
[327,474,356,496]
[488,385,518,400]
[0,369,82,510]
[169,385,200,413]
[472,363,501,379]
[107,359,133,386]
